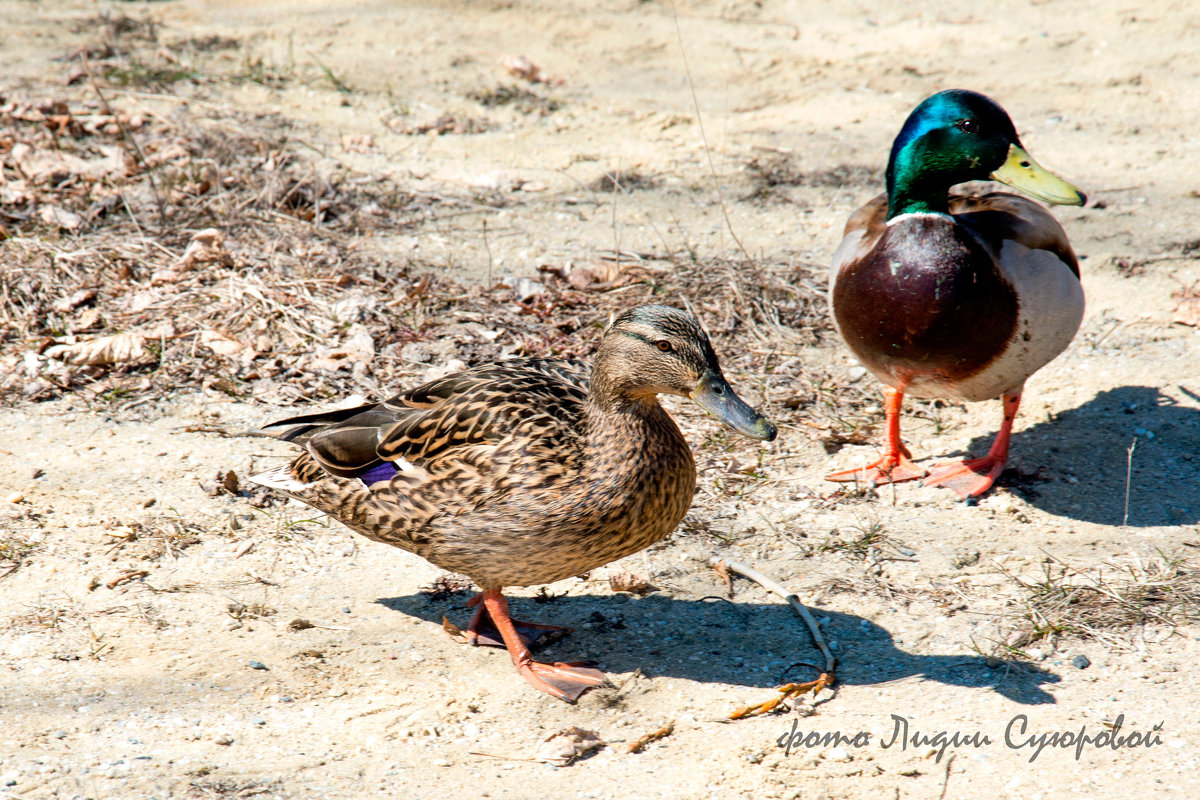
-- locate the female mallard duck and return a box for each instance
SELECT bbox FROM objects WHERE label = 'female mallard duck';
[826,89,1085,499]
[251,305,776,701]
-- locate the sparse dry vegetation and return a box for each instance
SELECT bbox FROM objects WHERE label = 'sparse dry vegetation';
[990,552,1200,656]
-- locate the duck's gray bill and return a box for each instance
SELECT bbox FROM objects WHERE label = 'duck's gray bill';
[689,370,778,442]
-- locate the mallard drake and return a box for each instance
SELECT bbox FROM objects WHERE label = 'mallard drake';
[826,89,1085,498]
[251,305,776,701]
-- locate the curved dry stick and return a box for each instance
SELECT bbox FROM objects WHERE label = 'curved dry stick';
[711,558,838,718]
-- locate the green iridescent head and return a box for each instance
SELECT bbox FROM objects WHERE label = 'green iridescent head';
[884,89,1085,219]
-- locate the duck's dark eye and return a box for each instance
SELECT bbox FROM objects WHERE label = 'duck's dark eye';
[956,119,979,134]
[656,340,673,353]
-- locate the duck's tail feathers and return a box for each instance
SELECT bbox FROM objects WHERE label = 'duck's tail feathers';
[263,403,381,443]
[247,465,313,494]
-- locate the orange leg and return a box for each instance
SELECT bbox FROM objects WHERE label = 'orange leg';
[826,386,925,486]
[464,593,572,650]
[924,390,1021,499]
[475,589,608,703]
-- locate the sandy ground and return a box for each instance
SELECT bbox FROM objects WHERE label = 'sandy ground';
[2,0,1200,798]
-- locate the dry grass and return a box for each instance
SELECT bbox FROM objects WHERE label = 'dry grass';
[101,515,205,561]
[0,11,856,493]
[988,552,1200,657]
[0,532,41,580]
[0,29,836,453]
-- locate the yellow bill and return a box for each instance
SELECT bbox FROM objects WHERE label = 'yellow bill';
[991,144,1086,206]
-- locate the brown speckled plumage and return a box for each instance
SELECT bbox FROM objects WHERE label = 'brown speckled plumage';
[253,305,775,591]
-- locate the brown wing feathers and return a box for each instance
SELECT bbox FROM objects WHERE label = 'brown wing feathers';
[264,358,590,482]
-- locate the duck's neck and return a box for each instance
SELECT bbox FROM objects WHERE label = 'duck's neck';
[885,138,976,219]
[586,349,681,439]
[886,161,953,219]
[581,388,691,490]
[588,372,644,416]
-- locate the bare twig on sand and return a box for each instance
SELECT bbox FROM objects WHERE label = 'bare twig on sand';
[627,721,676,753]
[712,558,837,719]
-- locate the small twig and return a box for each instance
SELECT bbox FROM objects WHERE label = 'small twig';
[938,752,957,800]
[627,721,675,753]
[713,558,838,718]
[1123,438,1137,527]
[718,558,835,674]
[482,219,494,286]
[467,752,537,762]
[669,0,755,268]
[106,569,149,589]
[711,559,734,598]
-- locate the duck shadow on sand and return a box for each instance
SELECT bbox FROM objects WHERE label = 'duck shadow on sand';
[378,592,1060,705]
[967,385,1200,526]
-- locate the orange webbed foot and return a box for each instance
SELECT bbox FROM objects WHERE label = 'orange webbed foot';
[464,597,572,650]
[826,450,925,486]
[472,589,608,703]
[923,455,1006,499]
[826,386,924,487]
[518,660,609,703]
[924,391,1021,499]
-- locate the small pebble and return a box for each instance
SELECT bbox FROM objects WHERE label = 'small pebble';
[214,733,234,746]
[341,607,352,614]
[1,769,18,786]
[1072,654,1092,669]
[52,730,67,739]
[251,718,267,726]
[248,660,268,671]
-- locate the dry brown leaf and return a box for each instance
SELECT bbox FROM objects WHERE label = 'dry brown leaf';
[53,288,99,313]
[499,54,563,85]
[10,142,129,182]
[38,205,84,231]
[609,570,658,596]
[441,617,466,643]
[178,228,234,270]
[534,727,603,766]
[308,324,375,371]
[0,181,32,205]
[199,329,250,357]
[73,307,102,331]
[44,332,146,366]
[340,134,377,154]
[153,229,233,284]
[566,259,665,291]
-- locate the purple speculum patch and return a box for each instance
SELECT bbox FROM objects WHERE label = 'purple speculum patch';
[358,461,398,487]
